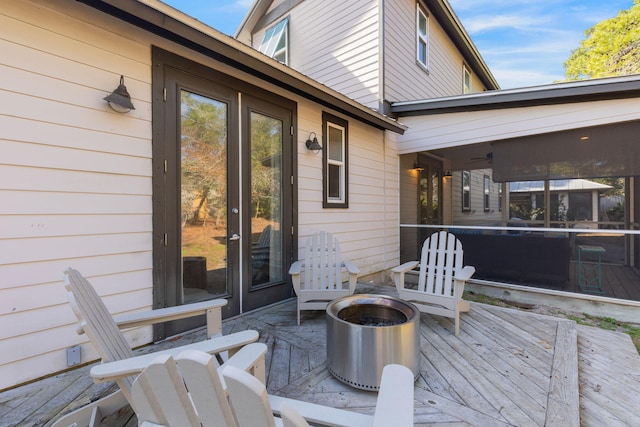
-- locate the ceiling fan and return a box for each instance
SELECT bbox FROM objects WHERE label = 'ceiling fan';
[470,152,493,164]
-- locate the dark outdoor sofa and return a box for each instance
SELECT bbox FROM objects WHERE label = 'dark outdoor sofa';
[452,231,571,288]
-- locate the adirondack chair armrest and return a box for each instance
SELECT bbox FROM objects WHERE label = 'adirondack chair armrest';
[372,364,414,427]
[342,260,360,275]
[269,365,413,427]
[391,261,419,292]
[454,266,476,282]
[288,261,302,276]
[269,395,373,427]
[391,261,419,275]
[75,300,227,338]
[90,329,259,383]
[220,342,268,384]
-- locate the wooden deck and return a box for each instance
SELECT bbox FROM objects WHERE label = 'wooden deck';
[2,283,639,426]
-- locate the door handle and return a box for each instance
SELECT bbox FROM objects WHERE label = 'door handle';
[229,234,241,241]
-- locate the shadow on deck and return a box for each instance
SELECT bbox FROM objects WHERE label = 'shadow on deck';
[2,283,639,426]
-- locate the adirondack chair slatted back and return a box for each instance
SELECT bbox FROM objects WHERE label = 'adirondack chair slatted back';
[252,225,272,269]
[418,231,464,297]
[131,350,239,427]
[303,231,342,290]
[64,268,135,392]
[290,231,358,324]
[131,350,413,427]
[176,350,238,427]
[224,365,277,427]
[131,354,203,427]
[392,231,474,335]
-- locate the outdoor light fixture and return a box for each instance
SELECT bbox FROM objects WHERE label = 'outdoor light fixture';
[305,132,322,153]
[413,160,424,171]
[444,170,452,178]
[104,75,135,113]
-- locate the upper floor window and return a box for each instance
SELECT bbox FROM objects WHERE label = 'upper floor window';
[259,18,289,64]
[323,112,349,208]
[463,65,472,94]
[416,5,429,69]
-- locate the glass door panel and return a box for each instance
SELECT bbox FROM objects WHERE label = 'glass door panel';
[250,111,283,287]
[180,90,229,303]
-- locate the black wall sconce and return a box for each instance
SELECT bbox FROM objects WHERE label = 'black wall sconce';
[305,132,322,154]
[412,160,424,171]
[104,75,135,113]
[444,170,452,178]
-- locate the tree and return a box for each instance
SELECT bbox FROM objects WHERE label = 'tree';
[181,93,227,227]
[564,1,640,80]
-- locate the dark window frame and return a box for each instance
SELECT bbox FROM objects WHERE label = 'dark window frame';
[322,112,349,208]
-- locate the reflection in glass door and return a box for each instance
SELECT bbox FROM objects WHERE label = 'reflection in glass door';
[180,90,229,303]
[249,111,283,287]
[241,95,293,312]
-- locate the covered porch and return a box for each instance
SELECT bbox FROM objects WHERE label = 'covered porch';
[3,281,639,426]
[395,75,640,306]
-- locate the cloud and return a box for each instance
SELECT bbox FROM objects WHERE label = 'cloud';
[461,14,544,34]
[216,0,254,13]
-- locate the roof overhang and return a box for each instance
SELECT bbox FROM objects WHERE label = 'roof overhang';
[395,76,640,173]
[392,75,640,116]
[76,0,406,135]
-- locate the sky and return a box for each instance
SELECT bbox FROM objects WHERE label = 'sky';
[162,0,634,89]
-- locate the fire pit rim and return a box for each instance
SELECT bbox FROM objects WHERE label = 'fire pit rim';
[326,294,420,328]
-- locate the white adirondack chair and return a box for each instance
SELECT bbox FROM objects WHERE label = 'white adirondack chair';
[392,231,475,336]
[52,268,267,427]
[289,231,359,324]
[124,349,414,427]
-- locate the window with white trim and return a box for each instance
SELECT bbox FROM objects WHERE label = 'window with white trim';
[484,174,490,211]
[323,113,348,208]
[462,170,471,211]
[463,65,472,94]
[259,18,289,64]
[416,5,429,69]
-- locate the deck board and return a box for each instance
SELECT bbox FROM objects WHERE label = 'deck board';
[2,283,639,426]
[577,325,640,426]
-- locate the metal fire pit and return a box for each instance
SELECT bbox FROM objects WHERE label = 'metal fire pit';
[326,294,420,390]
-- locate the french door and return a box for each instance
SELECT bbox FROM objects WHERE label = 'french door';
[152,49,294,339]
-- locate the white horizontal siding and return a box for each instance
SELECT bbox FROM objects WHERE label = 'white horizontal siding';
[397,98,640,154]
[282,0,381,109]
[384,0,487,102]
[295,103,399,277]
[450,170,503,226]
[0,0,403,391]
[0,0,154,389]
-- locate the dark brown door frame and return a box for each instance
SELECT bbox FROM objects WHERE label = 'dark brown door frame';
[151,47,297,339]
